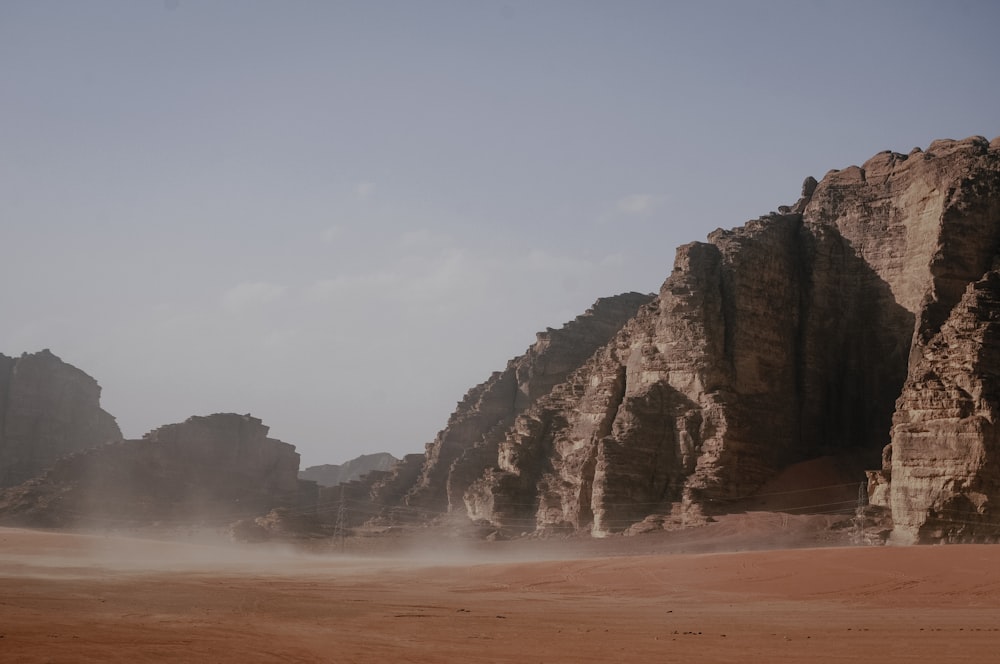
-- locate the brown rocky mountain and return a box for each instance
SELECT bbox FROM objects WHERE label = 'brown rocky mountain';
[0,349,122,489]
[337,136,1000,544]
[0,413,310,528]
[299,453,399,487]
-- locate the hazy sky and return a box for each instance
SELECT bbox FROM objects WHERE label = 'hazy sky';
[3,1,999,466]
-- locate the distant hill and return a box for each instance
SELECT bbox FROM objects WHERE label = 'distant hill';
[299,453,399,487]
[0,413,305,528]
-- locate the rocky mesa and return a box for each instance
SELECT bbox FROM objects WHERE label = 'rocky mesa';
[0,349,122,489]
[299,453,399,487]
[0,413,309,528]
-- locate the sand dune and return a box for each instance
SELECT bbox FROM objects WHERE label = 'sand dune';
[2,526,1000,663]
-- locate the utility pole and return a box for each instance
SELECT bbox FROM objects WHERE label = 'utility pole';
[333,484,346,551]
[854,481,867,545]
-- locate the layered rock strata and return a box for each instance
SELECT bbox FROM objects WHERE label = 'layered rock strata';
[469,227,898,533]
[0,350,122,488]
[863,137,1000,542]
[882,271,1000,543]
[458,136,1000,538]
[369,293,654,521]
[0,413,305,527]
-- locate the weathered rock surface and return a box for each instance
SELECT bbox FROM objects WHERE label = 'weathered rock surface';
[0,413,306,527]
[885,271,1000,543]
[372,136,1000,541]
[468,203,914,535]
[387,293,653,517]
[299,453,399,487]
[0,350,122,488]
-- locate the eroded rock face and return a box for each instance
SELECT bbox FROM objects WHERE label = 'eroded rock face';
[470,215,907,535]
[0,413,304,527]
[267,136,1000,543]
[853,137,1000,543]
[399,292,655,515]
[0,350,122,488]
[888,272,1000,543]
[465,136,1000,538]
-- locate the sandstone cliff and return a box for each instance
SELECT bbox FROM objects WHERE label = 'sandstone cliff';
[404,135,1000,541]
[881,271,1000,543]
[0,350,122,488]
[6,137,999,545]
[0,413,306,528]
[405,292,654,516]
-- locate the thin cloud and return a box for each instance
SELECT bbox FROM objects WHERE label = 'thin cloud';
[355,181,376,200]
[600,252,626,267]
[616,193,668,216]
[222,281,286,312]
[397,228,453,250]
[525,248,594,274]
[320,225,342,243]
[304,272,399,302]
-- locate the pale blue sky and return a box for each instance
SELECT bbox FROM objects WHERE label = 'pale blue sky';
[2,1,998,465]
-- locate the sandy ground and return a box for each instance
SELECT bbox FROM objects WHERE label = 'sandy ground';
[2,523,1000,663]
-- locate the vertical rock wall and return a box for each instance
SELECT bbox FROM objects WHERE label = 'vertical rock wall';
[0,350,122,488]
[888,273,1000,543]
[873,137,1000,543]
[466,136,1000,538]
[399,292,654,516]
[140,413,303,509]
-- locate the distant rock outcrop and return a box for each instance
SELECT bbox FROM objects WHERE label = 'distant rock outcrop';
[0,413,307,528]
[0,350,122,488]
[299,453,399,487]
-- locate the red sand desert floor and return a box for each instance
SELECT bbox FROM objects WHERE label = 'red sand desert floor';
[2,526,999,663]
